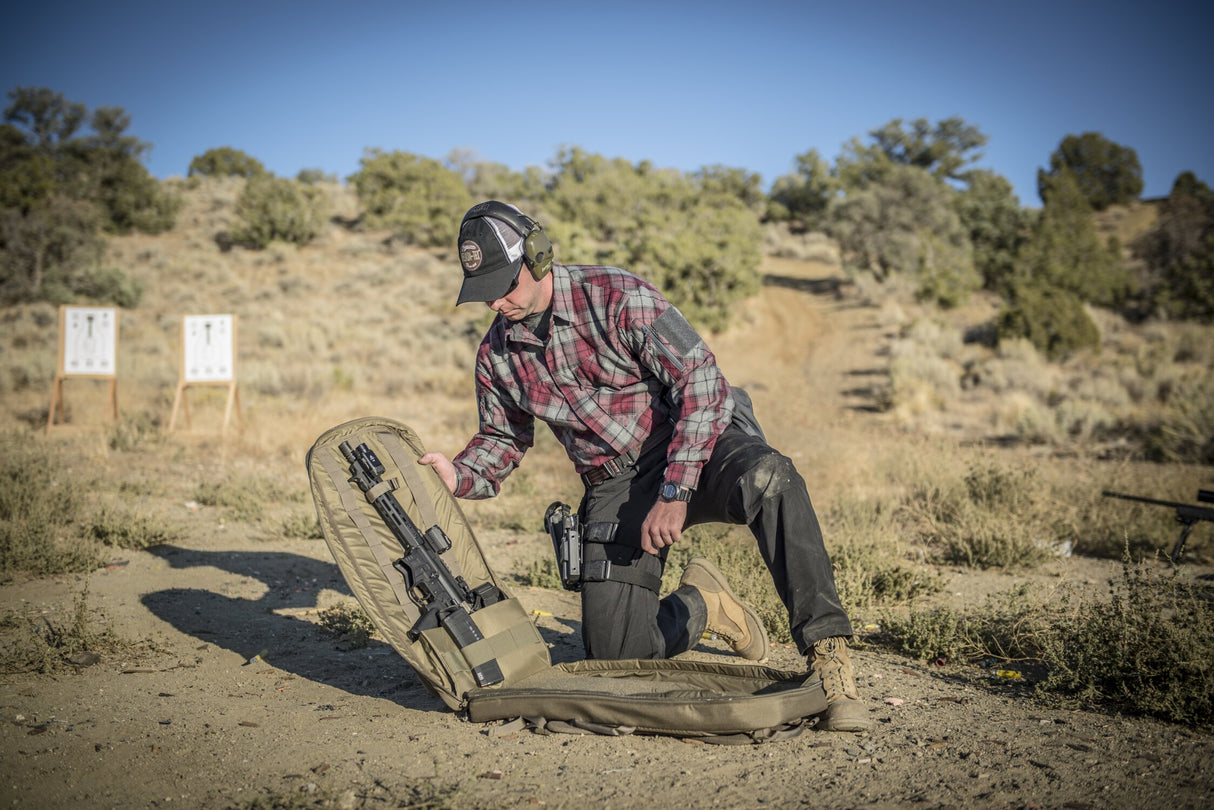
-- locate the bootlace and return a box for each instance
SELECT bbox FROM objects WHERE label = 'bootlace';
[811,637,857,700]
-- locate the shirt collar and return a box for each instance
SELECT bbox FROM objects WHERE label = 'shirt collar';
[503,318,543,346]
[550,264,577,325]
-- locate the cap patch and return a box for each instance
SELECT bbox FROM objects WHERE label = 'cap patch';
[460,240,483,272]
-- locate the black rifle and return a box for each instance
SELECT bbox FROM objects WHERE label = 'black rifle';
[340,440,505,687]
[1101,489,1214,563]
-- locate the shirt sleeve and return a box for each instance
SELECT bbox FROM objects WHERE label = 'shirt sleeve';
[620,293,733,491]
[450,343,535,499]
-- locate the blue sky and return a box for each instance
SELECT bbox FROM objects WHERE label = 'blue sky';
[3,1,1210,206]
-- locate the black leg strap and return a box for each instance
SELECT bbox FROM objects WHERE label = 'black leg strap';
[582,559,663,593]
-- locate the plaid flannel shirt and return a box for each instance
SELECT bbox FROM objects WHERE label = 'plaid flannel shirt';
[451,264,734,499]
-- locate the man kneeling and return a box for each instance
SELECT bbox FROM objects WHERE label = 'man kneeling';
[420,201,871,732]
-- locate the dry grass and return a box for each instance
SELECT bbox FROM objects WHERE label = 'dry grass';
[761,224,841,265]
[3,185,1212,725]
[870,289,1214,462]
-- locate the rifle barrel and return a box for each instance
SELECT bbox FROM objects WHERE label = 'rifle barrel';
[1101,490,1192,510]
[1102,490,1214,521]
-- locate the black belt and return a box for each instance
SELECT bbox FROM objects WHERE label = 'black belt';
[580,422,675,488]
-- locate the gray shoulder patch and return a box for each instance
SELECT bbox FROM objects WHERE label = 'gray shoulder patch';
[652,306,702,358]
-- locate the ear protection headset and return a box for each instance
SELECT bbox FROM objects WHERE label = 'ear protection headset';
[463,201,554,280]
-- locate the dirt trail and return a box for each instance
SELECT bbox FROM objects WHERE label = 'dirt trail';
[2,260,1212,809]
[716,257,862,428]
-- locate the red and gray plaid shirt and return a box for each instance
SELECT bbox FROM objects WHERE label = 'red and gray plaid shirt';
[451,264,734,499]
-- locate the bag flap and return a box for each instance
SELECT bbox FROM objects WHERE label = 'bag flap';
[307,416,551,708]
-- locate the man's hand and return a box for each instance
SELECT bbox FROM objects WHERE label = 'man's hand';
[641,499,688,556]
[418,452,456,494]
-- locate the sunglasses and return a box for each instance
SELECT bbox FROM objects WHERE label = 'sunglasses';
[502,268,522,296]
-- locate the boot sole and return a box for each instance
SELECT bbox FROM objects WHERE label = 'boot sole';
[817,698,873,732]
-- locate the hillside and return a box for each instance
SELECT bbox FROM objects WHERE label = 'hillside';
[1,181,1212,808]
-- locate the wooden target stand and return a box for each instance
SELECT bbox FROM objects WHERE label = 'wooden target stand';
[168,314,242,434]
[47,306,120,433]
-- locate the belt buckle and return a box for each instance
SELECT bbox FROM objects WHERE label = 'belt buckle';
[582,450,634,488]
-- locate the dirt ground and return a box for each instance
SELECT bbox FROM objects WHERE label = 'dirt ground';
[2,256,1212,809]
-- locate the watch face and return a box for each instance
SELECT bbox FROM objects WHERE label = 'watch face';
[661,482,691,501]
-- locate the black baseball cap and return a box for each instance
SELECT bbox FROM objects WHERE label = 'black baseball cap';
[456,209,526,305]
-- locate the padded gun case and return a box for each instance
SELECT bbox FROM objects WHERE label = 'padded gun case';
[307,417,827,742]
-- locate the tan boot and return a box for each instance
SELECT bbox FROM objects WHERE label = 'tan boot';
[809,636,872,732]
[679,557,769,660]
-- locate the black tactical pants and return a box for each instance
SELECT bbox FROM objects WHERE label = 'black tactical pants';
[578,423,853,660]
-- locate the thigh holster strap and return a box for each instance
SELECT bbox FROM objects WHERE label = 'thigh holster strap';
[582,560,662,594]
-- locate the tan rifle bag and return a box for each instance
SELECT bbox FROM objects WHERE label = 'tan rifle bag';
[307,417,826,743]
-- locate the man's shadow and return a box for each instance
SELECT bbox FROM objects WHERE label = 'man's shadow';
[140,545,583,707]
[141,545,446,709]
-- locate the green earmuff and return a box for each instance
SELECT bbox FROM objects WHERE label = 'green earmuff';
[463,201,553,280]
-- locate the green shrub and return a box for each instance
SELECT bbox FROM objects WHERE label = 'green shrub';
[84,507,168,550]
[768,148,836,224]
[446,149,548,205]
[693,164,767,214]
[860,117,989,183]
[348,149,470,247]
[881,585,1046,665]
[514,556,564,590]
[1133,171,1214,322]
[1038,132,1143,211]
[545,148,763,332]
[231,175,328,249]
[1144,369,1214,464]
[1038,559,1214,727]
[913,229,981,308]
[107,412,161,452]
[72,265,143,307]
[0,196,104,305]
[621,194,762,333]
[294,168,336,185]
[188,146,266,178]
[0,434,170,576]
[2,87,176,304]
[826,163,981,306]
[997,281,1100,360]
[93,150,181,235]
[822,497,943,610]
[193,472,304,523]
[316,601,377,649]
[0,580,141,675]
[954,169,1031,291]
[280,511,324,540]
[0,433,101,576]
[1016,169,1130,307]
[882,560,1214,727]
[907,460,1067,569]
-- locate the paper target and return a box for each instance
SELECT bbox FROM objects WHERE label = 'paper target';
[183,315,235,383]
[62,307,117,376]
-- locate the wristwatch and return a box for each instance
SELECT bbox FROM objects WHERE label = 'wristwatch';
[659,481,694,502]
